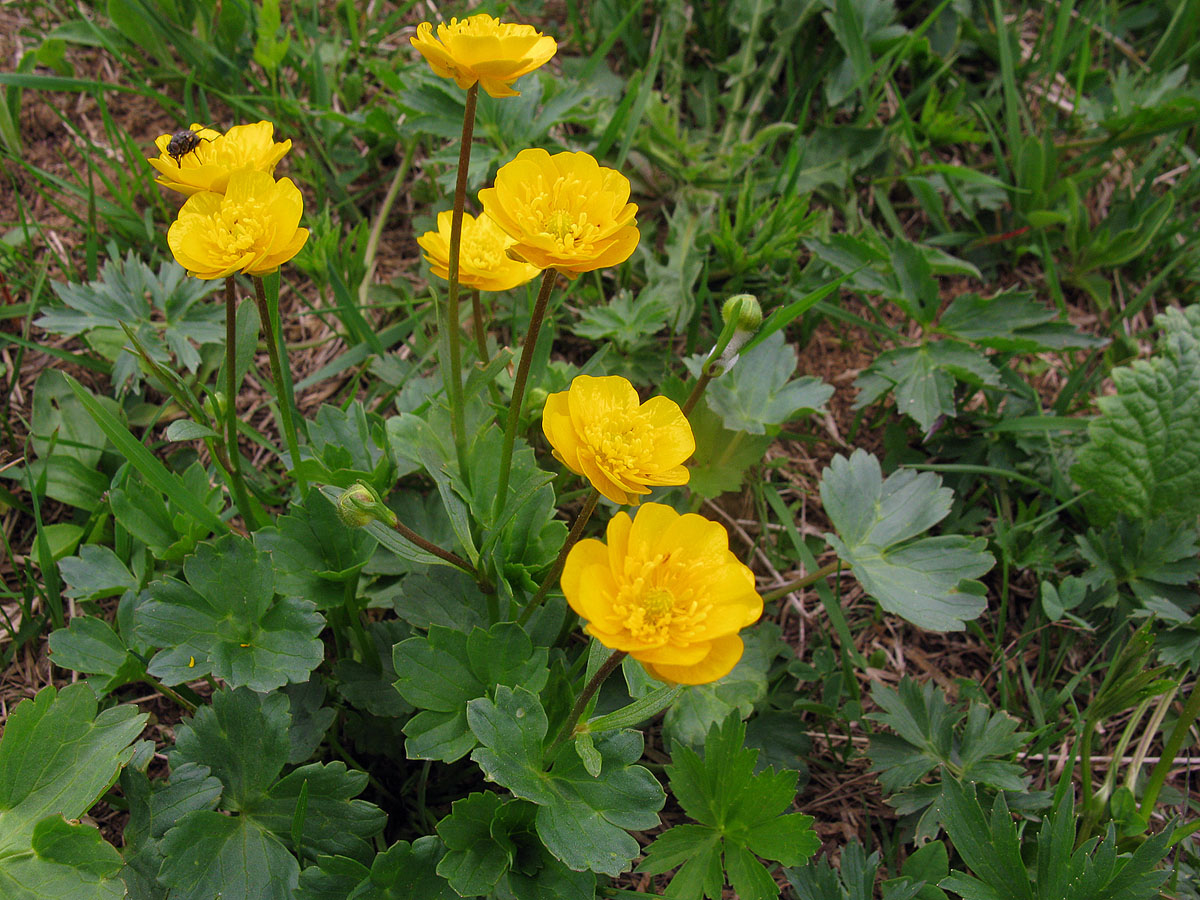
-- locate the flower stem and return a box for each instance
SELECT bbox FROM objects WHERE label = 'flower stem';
[471,288,489,364]
[518,488,600,627]
[760,560,841,604]
[142,676,196,713]
[494,267,558,520]
[681,370,714,417]
[446,82,479,480]
[222,280,260,528]
[1139,677,1200,817]
[547,649,628,759]
[252,275,306,493]
[391,518,479,579]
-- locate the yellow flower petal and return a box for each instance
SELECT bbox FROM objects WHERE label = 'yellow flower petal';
[417,209,539,291]
[479,149,640,276]
[411,15,556,98]
[541,374,693,503]
[561,504,762,685]
[148,121,291,197]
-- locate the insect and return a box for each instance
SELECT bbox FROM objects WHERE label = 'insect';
[164,125,212,167]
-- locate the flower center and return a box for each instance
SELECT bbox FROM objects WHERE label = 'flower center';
[547,209,576,242]
[642,588,675,620]
[582,415,654,481]
[462,228,505,271]
[213,202,266,256]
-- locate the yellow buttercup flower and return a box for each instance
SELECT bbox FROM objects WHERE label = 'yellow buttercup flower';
[542,375,694,506]
[168,170,309,280]
[417,210,540,291]
[411,14,557,98]
[479,149,639,277]
[562,503,763,685]
[149,121,292,197]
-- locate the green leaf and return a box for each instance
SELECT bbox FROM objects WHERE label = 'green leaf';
[254,492,376,610]
[36,255,220,391]
[663,625,775,746]
[63,375,228,535]
[246,762,387,864]
[298,836,457,900]
[468,686,665,876]
[31,817,122,878]
[171,687,292,810]
[46,617,145,691]
[854,342,1002,433]
[938,290,1106,353]
[393,623,549,763]
[821,451,993,631]
[638,714,817,899]
[866,678,1030,822]
[435,792,512,896]
[1072,305,1200,524]
[31,369,106,467]
[0,684,146,900]
[157,811,299,900]
[687,332,833,435]
[164,420,219,441]
[685,394,774,499]
[57,545,134,601]
[136,535,325,692]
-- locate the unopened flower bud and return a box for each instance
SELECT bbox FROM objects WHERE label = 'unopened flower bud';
[721,294,762,333]
[337,482,396,528]
[203,391,227,421]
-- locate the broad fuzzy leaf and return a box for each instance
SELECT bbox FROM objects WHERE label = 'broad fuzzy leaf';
[468,686,665,876]
[638,714,817,899]
[821,450,993,631]
[136,535,325,692]
[1072,305,1200,524]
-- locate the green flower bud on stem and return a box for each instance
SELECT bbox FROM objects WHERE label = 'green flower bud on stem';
[721,293,762,332]
[337,482,397,529]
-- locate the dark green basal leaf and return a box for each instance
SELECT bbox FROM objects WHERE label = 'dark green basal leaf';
[387,569,488,631]
[57,545,135,602]
[302,402,395,490]
[136,535,325,692]
[285,678,339,764]
[393,623,549,763]
[638,714,817,900]
[47,617,146,692]
[821,450,993,631]
[297,837,456,900]
[938,290,1107,353]
[468,686,665,877]
[435,792,511,897]
[683,392,774,500]
[30,369,106,468]
[157,811,299,900]
[0,684,146,900]
[171,687,291,810]
[334,621,413,719]
[254,492,376,610]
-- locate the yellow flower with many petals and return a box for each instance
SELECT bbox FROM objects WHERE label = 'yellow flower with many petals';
[417,210,540,291]
[168,171,309,280]
[149,121,292,197]
[562,503,763,684]
[542,375,693,505]
[479,149,639,278]
[411,14,557,98]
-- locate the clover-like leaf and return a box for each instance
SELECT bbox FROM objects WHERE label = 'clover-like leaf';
[468,686,665,876]
[254,492,376,610]
[637,714,818,900]
[690,332,833,435]
[136,534,325,692]
[393,623,549,763]
[821,450,993,631]
[0,684,146,899]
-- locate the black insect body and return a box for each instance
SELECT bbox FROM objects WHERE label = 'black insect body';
[165,127,210,167]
